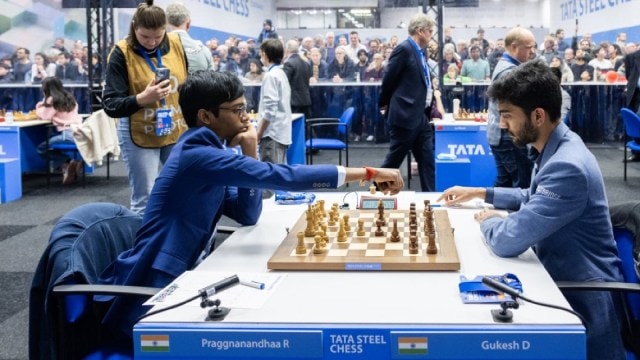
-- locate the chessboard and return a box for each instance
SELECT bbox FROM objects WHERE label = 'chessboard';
[267,200,460,271]
[454,108,488,121]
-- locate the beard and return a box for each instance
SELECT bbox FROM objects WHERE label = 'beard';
[511,118,538,148]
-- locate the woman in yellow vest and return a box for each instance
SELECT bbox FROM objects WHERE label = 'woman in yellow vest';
[103,0,187,215]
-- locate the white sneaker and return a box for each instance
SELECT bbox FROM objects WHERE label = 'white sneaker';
[366,135,374,141]
[353,135,361,142]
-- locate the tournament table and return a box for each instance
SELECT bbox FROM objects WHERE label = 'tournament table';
[134,191,585,359]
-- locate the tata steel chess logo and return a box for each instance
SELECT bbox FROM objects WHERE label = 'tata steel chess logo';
[447,144,486,156]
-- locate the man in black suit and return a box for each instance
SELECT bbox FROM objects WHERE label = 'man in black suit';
[283,39,312,119]
[379,13,436,191]
[54,52,80,82]
[624,48,640,161]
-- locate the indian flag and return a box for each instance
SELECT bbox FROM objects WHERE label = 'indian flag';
[398,337,428,355]
[140,334,170,352]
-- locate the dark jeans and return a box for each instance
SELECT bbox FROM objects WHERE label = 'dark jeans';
[490,130,533,189]
[381,118,434,192]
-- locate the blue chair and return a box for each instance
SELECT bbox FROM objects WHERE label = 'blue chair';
[556,227,640,359]
[29,203,156,360]
[305,107,354,166]
[45,125,113,187]
[621,108,640,181]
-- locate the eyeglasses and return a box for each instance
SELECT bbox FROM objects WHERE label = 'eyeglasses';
[219,105,247,117]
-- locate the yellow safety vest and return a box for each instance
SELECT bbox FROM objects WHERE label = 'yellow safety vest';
[118,33,187,148]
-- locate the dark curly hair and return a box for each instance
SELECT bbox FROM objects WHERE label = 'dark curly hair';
[40,77,77,113]
[486,59,561,123]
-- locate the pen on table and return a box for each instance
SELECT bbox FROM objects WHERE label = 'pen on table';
[240,280,265,290]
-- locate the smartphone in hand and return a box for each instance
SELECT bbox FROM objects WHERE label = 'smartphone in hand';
[155,67,170,86]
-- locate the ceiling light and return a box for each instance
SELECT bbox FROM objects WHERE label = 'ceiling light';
[350,8,371,15]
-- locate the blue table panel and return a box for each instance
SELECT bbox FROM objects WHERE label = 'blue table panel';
[434,122,496,190]
[134,323,585,360]
[0,125,46,173]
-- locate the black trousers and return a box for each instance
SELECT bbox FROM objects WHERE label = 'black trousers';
[380,116,435,192]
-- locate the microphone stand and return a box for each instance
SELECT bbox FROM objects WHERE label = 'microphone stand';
[137,275,240,323]
[481,276,587,327]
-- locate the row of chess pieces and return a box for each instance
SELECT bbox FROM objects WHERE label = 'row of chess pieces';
[295,199,439,256]
[0,109,38,122]
[454,108,488,122]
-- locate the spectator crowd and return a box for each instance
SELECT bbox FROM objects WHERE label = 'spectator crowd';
[0,17,636,143]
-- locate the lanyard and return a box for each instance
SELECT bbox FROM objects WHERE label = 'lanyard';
[501,53,520,66]
[139,48,166,106]
[139,48,163,72]
[267,64,278,72]
[408,37,431,89]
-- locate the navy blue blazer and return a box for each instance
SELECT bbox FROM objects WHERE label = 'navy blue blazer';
[379,38,429,130]
[99,126,340,337]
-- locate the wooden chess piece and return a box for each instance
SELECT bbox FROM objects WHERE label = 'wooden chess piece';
[409,234,419,254]
[321,224,329,245]
[318,199,326,217]
[343,215,351,232]
[370,185,376,194]
[328,212,336,227]
[356,219,365,236]
[427,232,438,254]
[337,218,348,242]
[313,234,325,254]
[424,200,431,212]
[390,219,400,242]
[296,232,307,254]
[424,210,433,225]
[305,208,316,237]
[374,219,385,237]
[377,200,386,225]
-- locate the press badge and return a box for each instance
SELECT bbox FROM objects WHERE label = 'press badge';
[155,108,173,136]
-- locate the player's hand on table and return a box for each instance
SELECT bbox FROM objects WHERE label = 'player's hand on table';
[473,208,505,223]
[372,168,404,195]
[437,186,486,206]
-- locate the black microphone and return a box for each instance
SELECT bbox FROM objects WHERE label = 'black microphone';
[482,276,521,299]
[482,276,587,327]
[199,275,240,298]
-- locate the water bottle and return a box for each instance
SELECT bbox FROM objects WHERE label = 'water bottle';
[5,111,13,124]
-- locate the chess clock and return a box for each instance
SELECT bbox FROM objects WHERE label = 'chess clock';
[359,196,398,210]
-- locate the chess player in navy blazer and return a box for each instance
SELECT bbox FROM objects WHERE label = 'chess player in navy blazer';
[439,61,625,360]
[97,70,403,341]
[379,13,436,192]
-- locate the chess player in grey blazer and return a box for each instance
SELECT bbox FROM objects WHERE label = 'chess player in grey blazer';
[379,13,436,191]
